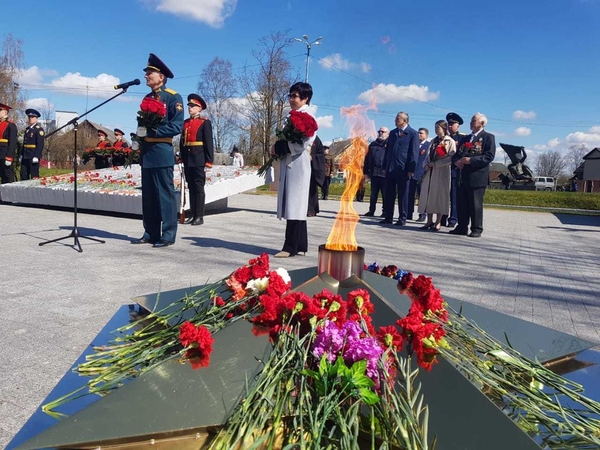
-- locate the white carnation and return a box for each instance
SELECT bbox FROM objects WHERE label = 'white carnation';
[275,267,291,284]
[246,277,270,294]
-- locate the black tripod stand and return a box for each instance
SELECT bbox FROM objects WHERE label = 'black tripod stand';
[39,88,130,252]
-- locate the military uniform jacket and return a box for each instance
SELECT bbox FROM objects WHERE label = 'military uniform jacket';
[453,130,496,188]
[0,119,18,161]
[449,132,465,179]
[181,116,214,168]
[23,123,45,159]
[97,140,112,149]
[142,87,184,168]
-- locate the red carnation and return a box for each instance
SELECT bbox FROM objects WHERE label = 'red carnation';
[435,144,447,158]
[376,325,405,350]
[179,322,215,369]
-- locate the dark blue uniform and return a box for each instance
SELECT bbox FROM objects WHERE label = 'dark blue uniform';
[140,87,184,245]
[21,123,45,180]
[407,139,430,220]
[0,117,17,184]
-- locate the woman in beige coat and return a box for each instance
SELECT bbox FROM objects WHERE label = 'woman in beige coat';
[418,120,456,230]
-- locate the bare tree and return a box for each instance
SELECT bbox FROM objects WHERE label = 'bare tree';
[565,144,588,174]
[534,150,567,178]
[0,34,27,127]
[197,57,239,153]
[238,31,295,164]
[35,98,56,162]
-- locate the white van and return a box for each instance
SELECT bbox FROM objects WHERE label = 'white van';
[535,176,556,191]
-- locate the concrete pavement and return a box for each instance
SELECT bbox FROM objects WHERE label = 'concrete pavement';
[1,193,599,447]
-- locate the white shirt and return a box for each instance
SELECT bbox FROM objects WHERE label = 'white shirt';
[232,153,244,168]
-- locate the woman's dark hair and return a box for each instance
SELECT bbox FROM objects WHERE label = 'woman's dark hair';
[435,120,448,135]
[289,82,313,104]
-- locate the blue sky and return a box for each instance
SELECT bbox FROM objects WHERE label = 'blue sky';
[2,0,600,162]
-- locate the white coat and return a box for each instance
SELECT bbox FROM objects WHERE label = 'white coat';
[418,135,456,215]
[277,105,316,220]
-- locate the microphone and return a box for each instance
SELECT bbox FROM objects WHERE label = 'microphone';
[114,79,141,90]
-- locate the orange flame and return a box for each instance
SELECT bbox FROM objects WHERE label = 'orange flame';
[325,104,376,251]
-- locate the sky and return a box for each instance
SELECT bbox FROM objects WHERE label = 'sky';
[2,0,600,164]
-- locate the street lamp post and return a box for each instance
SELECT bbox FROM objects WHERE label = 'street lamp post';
[294,34,322,83]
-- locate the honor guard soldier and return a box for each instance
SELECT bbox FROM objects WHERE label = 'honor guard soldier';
[181,93,214,226]
[442,112,465,227]
[131,53,184,248]
[94,130,112,169]
[21,108,45,180]
[0,102,17,184]
[111,128,129,166]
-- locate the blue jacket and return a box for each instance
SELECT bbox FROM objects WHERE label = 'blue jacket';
[364,138,387,178]
[141,87,184,168]
[384,125,419,174]
[413,140,430,181]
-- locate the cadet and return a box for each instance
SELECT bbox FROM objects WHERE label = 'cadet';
[181,93,213,226]
[0,102,17,184]
[95,130,112,169]
[442,112,465,227]
[112,128,129,167]
[21,108,45,180]
[131,53,184,248]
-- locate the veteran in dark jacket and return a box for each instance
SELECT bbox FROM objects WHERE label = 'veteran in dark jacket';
[363,126,388,217]
[181,93,214,226]
[381,112,419,226]
[131,53,184,248]
[21,108,45,180]
[0,102,17,184]
[450,112,496,238]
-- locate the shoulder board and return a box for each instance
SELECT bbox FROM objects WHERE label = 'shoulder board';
[164,88,178,95]
[458,132,466,136]
[35,125,42,129]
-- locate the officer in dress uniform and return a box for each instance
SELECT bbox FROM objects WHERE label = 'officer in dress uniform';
[0,102,17,184]
[94,130,112,169]
[441,112,465,227]
[181,93,213,226]
[111,128,129,167]
[21,108,45,180]
[131,53,184,248]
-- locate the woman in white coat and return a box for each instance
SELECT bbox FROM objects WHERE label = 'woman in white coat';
[274,82,316,258]
[418,119,456,230]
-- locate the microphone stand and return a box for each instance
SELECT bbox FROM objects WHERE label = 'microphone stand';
[39,88,131,252]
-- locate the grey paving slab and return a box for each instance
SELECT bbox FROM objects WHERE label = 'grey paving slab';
[1,194,599,447]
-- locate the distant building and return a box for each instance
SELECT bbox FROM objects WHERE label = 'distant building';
[575,148,600,193]
[54,111,79,133]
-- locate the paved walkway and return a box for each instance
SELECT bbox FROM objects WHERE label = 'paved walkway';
[1,194,599,447]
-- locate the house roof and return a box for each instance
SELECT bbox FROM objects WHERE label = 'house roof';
[582,147,600,160]
[489,162,508,173]
[84,120,116,142]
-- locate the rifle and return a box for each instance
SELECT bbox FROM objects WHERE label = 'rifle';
[179,162,187,224]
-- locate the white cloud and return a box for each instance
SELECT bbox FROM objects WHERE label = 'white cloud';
[533,138,561,151]
[565,128,600,147]
[50,72,121,98]
[144,0,236,28]
[512,110,537,120]
[514,127,531,137]
[316,115,334,129]
[319,53,371,73]
[357,83,440,104]
[16,66,59,85]
[26,98,55,111]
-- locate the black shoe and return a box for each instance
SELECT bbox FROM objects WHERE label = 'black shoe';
[379,219,393,224]
[363,211,375,217]
[153,240,175,248]
[447,221,457,228]
[131,237,154,244]
[416,215,426,222]
[184,216,194,224]
[191,217,204,226]
[468,232,482,238]
[394,220,406,226]
[449,228,468,235]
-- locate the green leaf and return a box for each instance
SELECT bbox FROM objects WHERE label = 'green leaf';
[352,374,375,389]
[301,369,319,379]
[359,388,380,405]
[319,354,329,377]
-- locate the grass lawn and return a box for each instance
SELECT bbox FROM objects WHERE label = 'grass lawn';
[38,167,74,177]
[256,182,600,211]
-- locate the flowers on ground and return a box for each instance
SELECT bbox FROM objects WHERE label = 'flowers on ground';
[179,322,214,369]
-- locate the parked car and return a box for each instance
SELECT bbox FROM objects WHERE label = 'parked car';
[535,176,556,191]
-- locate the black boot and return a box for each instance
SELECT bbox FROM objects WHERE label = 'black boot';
[184,191,195,224]
[192,191,205,226]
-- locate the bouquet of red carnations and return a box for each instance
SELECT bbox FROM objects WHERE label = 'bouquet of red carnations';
[136,97,167,137]
[257,110,318,177]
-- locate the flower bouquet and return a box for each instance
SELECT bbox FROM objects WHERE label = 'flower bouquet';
[136,97,167,138]
[257,110,318,177]
[81,147,114,165]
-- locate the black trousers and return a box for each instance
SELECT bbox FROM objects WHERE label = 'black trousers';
[0,159,15,184]
[441,176,458,226]
[308,175,320,215]
[20,159,40,180]
[321,176,331,199]
[383,169,410,222]
[184,166,206,218]
[283,220,308,255]
[95,156,110,169]
[457,185,486,234]
[368,176,385,214]
[407,178,425,219]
